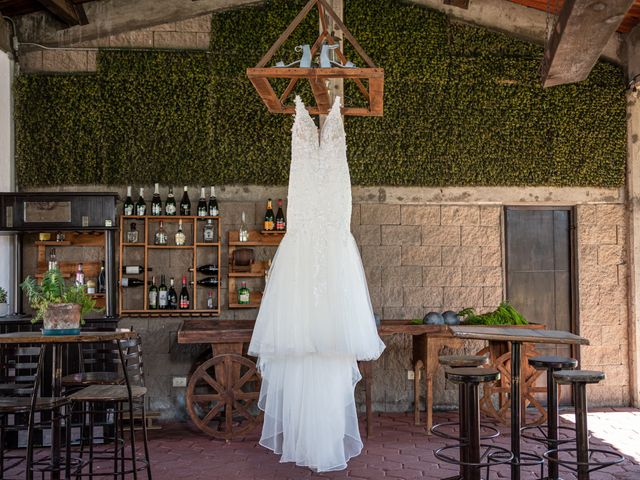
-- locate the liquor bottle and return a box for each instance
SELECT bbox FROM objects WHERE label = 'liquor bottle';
[208,186,219,216]
[188,264,219,275]
[121,277,147,288]
[167,278,178,309]
[135,187,146,216]
[180,186,191,216]
[179,275,190,309]
[207,291,214,309]
[275,199,286,231]
[158,275,168,309]
[238,281,250,305]
[98,261,106,293]
[75,263,85,286]
[197,187,208,217]
[175,219,186,246]
[123,186,134,216]
[127,223,139,243]
[148,276,158,310]
[154,221,168,245]
[239,211,249,242]
[203,219,215,242]
[264,199,275,231]
[48,248,58,271]
[151,183,162,216]
[165,187,177,216]
[190,277,219,288]
[121,265,152,275]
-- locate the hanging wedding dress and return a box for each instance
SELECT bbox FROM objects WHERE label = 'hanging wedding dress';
[248,96,385,472]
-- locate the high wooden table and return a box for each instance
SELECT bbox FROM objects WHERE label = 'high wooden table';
[0,330,137,480]
[449,325,589,480]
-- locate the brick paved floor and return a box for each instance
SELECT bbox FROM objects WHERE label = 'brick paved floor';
[8,408,640,479]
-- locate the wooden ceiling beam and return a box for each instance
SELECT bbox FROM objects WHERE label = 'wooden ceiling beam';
[35,0,87,26]
[540,0,634,87]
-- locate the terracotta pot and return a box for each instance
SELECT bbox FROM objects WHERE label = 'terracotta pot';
[43,303,81,336]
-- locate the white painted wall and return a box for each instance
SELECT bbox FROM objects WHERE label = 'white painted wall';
[0,50,15,312]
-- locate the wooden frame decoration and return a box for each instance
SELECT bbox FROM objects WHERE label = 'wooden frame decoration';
[246,0,384,116]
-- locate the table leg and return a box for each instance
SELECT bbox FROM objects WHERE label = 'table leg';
[510,341,521,480]
[359,361,373,438]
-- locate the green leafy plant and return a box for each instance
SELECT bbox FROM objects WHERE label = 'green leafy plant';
[20,269,97,324]
[458,302,527,326]
[0,287,7,304]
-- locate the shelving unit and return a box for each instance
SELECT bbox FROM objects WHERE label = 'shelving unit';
[227,230,283,309]
[119,215,221,316]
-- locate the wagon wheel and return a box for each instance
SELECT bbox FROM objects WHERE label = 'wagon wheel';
[186,353,262,441]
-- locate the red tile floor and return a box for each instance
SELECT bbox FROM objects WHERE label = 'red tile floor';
[9,408,640,479]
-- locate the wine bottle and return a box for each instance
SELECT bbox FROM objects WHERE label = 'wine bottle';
[179,275,190,309]
[151,183,162,216]
[165,187,177,216]
[167,278,178,309]
[190,277,219,288]
[136,187,146,216]
[208,186,219,216]
[123,186,134,216]
[238,281,250,305]
[188,264,219,275]
[155,221,168,245]
[207,291,214,309]
[148,276,158,310]
[264,198,275,231]
[48,248,58,271]
[121,265,152,275]
[75,263,85,286]
[158,275,168,309]
[175,219,186,246]
[275,198,286,231]
[121,277,146,288]
[180,186,191,216]
[197,187,208,217]
[98,261,106,293]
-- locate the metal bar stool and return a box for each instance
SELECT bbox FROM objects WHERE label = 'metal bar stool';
[434,367,513,480]
[521,355,578,480]
[545,370,624,480]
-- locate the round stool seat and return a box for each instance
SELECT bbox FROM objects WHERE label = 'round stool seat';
[445,367,499,384]
[439,355,488,368]
[553,369,604,385]
[529,355,577,370]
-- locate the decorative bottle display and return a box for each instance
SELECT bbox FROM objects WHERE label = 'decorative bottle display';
[189,264,219,275]
[121,277,146,288]
[197,188,208,217]
[75,263,85,286]
[123,186,134,216]
[179,276,190,309]
[98,261,106,293]
[135,187,146,216]
[151,183,162,216]
[127,223,139,243]
[238,281,250,305]
[148,276,158,310]
[264,199,275,231]
[208,186,219,216]
[203,219,215,242]
[276,199,286,231]
[180,186,191,216]
[191,277,219,288]
[175,219,186,246]
[165,187,177,215]
[154,221,168,245]
[48,248,58,271]
[122,265,151,275]
[239,212,249,242]
[158,275,168,309]
[167,278,178,309]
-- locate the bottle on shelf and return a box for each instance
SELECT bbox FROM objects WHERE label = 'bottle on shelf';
[165,187,177,216]
[188,264,219,275]
[158,275,168,309]
[238,281,250,305]
[167,278,178,309]
[179,275,190,309]
[56,231,65,242]
[207,291,214,310]
[136,187,146,216]
[154,221,168,245]
[276,199,286,231]
[127,222,139,243]
[121,277,147,288]
[203,219,215,242]
[123,186,134,216]
[122,265,152,275]
[180,186,191,216]
[264,199,275,231]
[148,276,158,310]
[48,248,58,271]
[175,219,186,246]
[151,183,163,216]
[239,211,249,242]
[75,263,85,286]
[190,277,219,288]
[98,261,106,293]
[197,187,208,217]
[86,280,96,295]
[208,186,219,216]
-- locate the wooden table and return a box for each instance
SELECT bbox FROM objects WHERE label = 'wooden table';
[449,326,589,480]
[0,330,137,480]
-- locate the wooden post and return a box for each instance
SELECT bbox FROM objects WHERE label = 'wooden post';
[319,0,343,129]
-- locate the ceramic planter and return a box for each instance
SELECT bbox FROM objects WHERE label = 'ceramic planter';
[0,303,8,317]
[43,303,81,336]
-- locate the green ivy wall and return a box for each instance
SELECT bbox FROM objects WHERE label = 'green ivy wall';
[14,0,627,187]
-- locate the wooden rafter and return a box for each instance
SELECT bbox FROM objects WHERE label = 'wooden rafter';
[35,0,87,26]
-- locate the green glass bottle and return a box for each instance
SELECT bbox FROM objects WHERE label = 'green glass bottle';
[238,281,250,305]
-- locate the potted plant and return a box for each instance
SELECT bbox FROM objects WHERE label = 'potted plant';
[0,286,8,317]
[20,268,97,335]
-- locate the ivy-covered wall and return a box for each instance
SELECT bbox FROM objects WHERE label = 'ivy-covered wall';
[14,0,627,187]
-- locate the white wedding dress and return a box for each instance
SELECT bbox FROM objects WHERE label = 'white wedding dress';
[248,96,385,472]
